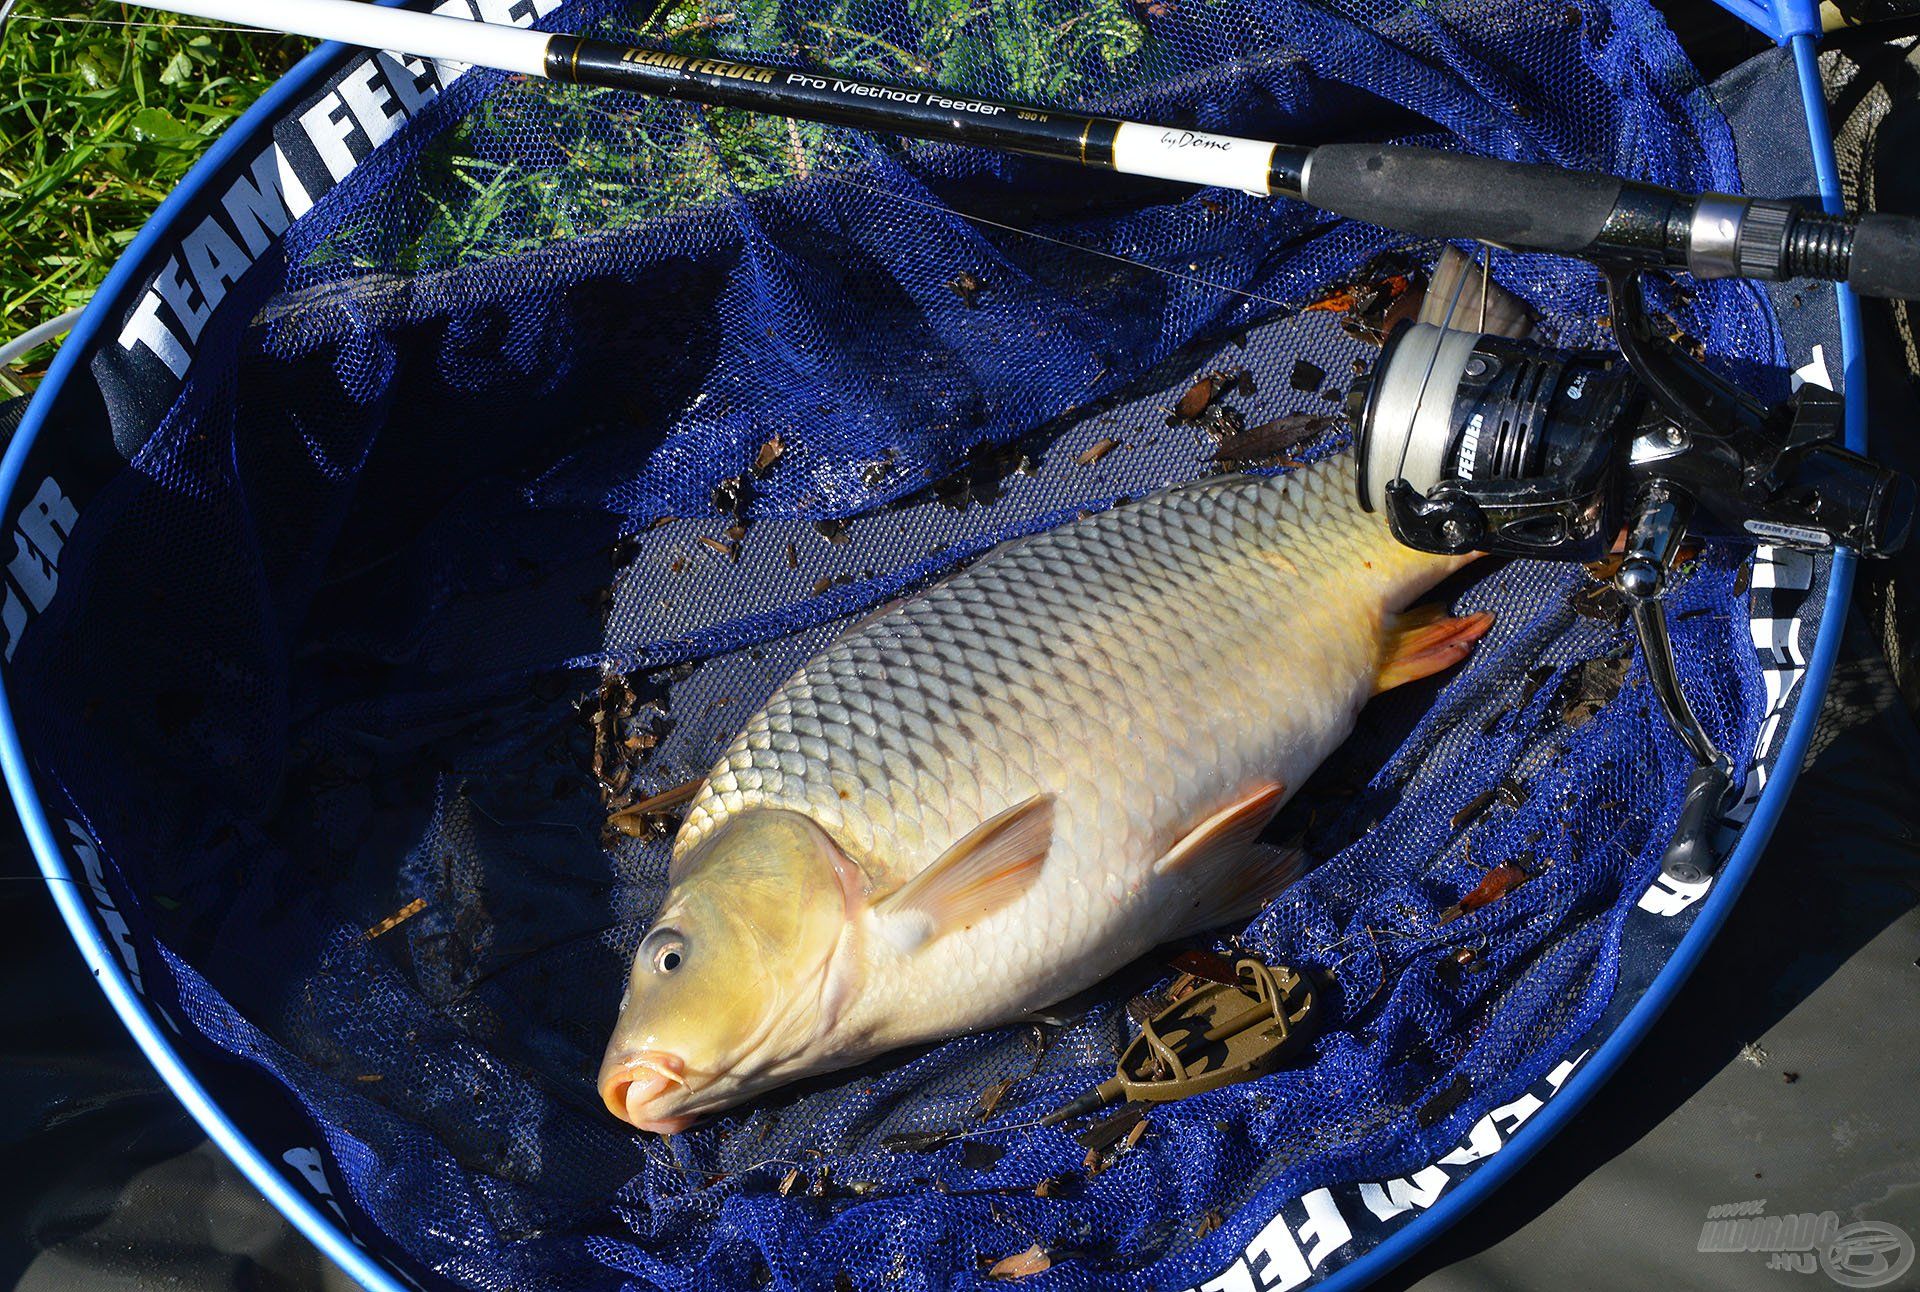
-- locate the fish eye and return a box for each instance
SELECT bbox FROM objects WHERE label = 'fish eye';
[643,927,686,975]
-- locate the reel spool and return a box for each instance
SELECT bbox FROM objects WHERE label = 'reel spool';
[1351,323,1628,559]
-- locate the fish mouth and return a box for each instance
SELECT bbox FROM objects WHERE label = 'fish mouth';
[599,1050,699,1134]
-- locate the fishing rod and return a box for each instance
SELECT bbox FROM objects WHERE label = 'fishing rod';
[85,0,1920,300]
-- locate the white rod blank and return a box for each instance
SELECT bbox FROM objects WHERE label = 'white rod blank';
[117,0,555,77]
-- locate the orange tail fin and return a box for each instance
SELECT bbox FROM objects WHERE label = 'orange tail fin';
[1375,605,1495,694]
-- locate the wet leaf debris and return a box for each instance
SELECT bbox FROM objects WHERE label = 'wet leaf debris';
[711,473,751,519]
[1171,367,1254,423]
[1162,351,1342,470]
[988,1244,1050,1279]
[927,440,1037,513]
[1209,413,1339,468]
[1556,654,1632,728]
[605,777,705,840]
[364,897,426,941]
[1304,260,1425,343]
[1449,779,1527,832]
[1075,437,1120,467]
[948,270,987,307]
[583,673,670,800]
[581,671,688,842]
[1437,860,1529,924]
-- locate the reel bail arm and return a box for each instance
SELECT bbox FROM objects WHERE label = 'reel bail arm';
[1603,269,1742,884]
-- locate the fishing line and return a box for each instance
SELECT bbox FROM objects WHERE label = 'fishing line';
[0,4,1394,328]
[818,171,1310,316]
[1478,252,1490,333]
[1393,241,1484,489]
[0,873,87,889]
[445,917,625,1004]
[25,0,1911,308]
[34,14,283,33]
[0,7,1386,337]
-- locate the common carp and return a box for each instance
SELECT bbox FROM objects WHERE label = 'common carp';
[599,452,1487,1132]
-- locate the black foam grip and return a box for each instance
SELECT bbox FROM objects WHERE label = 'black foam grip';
[1846,213,1920,300]
[1302,144,1624,252]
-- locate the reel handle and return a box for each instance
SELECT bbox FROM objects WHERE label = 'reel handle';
[1619,498,1741,886]
[1661,759,1736,887]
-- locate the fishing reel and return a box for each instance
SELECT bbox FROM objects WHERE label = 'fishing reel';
[1349,265,1915,884]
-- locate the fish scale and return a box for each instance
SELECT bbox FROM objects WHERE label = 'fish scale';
[671,452,1471,1049]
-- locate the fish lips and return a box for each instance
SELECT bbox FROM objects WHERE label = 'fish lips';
[600,1050,700,1134]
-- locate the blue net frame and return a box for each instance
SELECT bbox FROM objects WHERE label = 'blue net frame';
[0,0,1865,1288]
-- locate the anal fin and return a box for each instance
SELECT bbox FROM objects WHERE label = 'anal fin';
[1377,606,1494,694]
[874,793,1054,954]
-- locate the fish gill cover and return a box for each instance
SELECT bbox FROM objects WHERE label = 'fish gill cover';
[8,0,1788,1287]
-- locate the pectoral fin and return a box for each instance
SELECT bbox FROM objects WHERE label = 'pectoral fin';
[1376,606,1494,694]
[1154,781,1288,876]
[1154,781,1302,938]
[1167,845,1305,939]
[874,793,1054,953]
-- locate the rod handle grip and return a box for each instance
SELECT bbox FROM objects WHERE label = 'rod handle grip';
[1847,213,1920,300]
[1301,144,1626,254]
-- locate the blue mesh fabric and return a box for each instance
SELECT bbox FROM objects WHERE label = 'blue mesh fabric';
[9,0,1785,1287]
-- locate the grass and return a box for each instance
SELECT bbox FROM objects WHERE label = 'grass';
[1,0,1157,385]
[308,0,1153,277]
[0,2,303,391]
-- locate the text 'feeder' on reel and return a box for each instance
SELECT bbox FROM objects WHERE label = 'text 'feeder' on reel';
[1349,266,1916,886]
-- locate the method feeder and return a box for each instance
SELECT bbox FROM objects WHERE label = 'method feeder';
[1041,957,1321,1125]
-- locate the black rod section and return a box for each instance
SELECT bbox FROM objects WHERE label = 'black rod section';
[549,35,1131,170]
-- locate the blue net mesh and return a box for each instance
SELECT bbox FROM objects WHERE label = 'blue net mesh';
[10,0,1788,1286]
